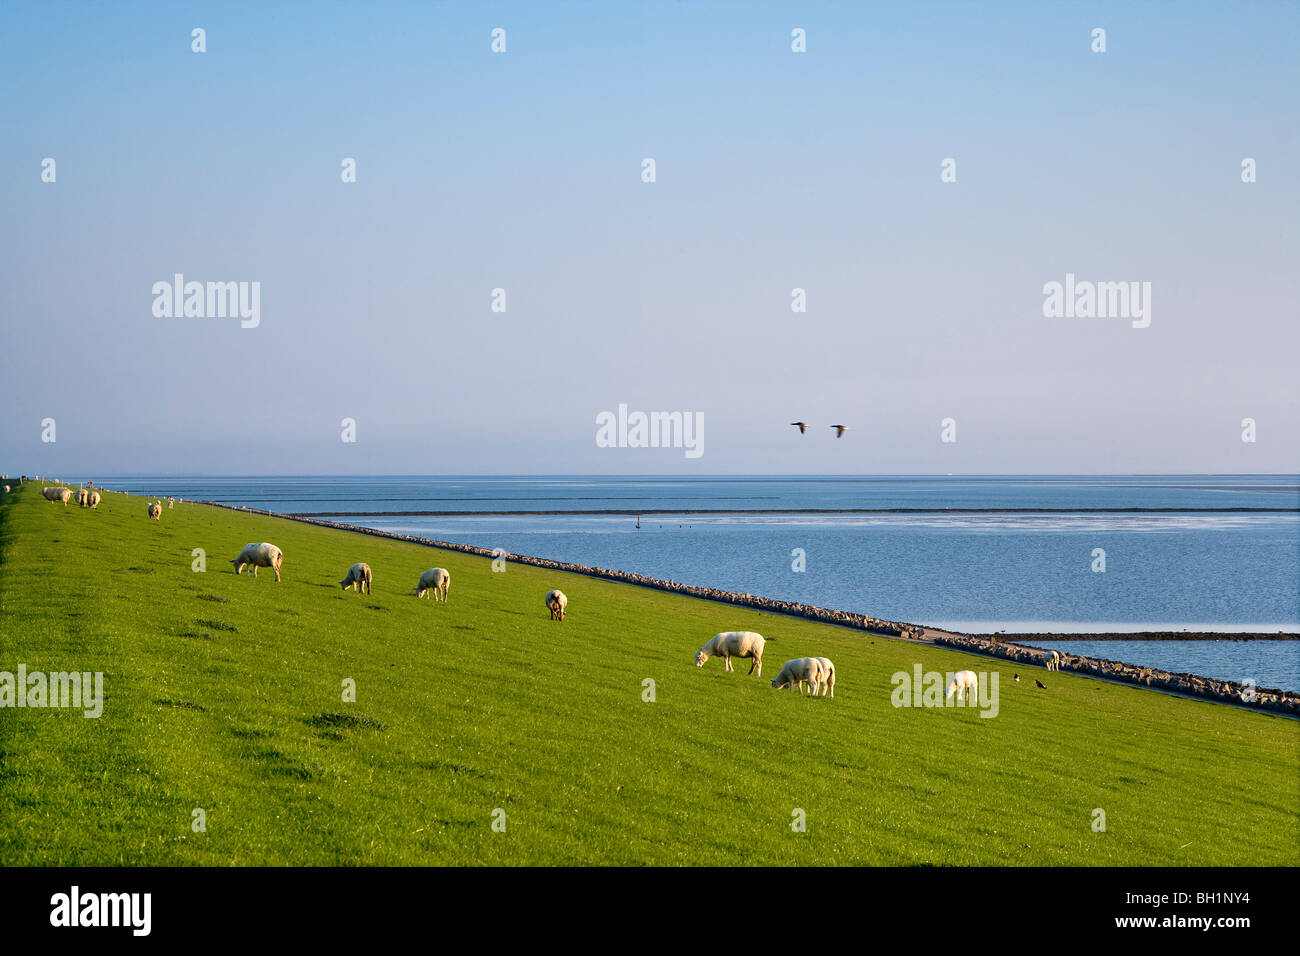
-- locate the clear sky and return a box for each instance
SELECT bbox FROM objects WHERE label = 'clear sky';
[1,1,1296,475]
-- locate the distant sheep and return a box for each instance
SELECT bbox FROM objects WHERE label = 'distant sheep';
[232,542,283,581]
[148,501,162,520]
[1046,650,1061,672]
[42,487,72,505]
[2,485,9,494]
[696,631,765,675]
[946,670,978,703]
[339,562,372,594]
[771,657,827,695]
[88,491,101,509]
[75,488,89,507]
[545,589,567,621]
[417,567,449,601]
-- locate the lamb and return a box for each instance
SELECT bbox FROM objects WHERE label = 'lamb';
[88,491,101,509]
[339,562,372,594]
[1046,650,1061,672]
[75,488,89,507]
[545,589,567,621]
[770,657,826,695]
[695,631,765,675]
[43,486,72,505]
[231,542,283,581]
[946,670,978,703]
[416,567,449,601]
[148,501,162,520]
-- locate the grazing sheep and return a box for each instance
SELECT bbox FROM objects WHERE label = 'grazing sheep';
[545,589,568,621]
[695,631,766,675]
[946,670,978,703]
[148,501,162,520]
[813,657,836,698]
[42,487,72,505]
[167,496,175,509]
[231,542,283,581]
[2,485,9,494]
[1046,650,1061,672]
[416,567,450,601]
[770,657,826,695]
[88,491,101,509]
[339,562,372,594]
[75,488,89,507]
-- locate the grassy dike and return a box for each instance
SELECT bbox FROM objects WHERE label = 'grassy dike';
[1,484,1296,866]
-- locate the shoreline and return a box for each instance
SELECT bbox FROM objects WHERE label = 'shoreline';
[183,497,1300,715]
[972,631,1299,641]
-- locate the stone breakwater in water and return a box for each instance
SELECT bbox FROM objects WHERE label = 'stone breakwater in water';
[976,630,1298,641]
[928,633,1298,717]
[201,501,1300,718]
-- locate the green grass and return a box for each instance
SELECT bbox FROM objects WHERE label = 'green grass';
[0,484,1296,866]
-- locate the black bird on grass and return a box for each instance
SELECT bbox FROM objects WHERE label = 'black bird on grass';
[1013,674,1020,682]
[1035,679,1047,689]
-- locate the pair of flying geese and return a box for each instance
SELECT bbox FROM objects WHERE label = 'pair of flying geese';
[791,422,848,438]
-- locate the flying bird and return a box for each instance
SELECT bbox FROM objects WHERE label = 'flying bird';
[1035,679,1046,689]
[830,425,847,438]
[790,422,809,434]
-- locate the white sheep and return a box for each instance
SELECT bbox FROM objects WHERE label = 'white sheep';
[770,657,826,695]
[167,496,174,509]
[1046,650,1061,672]
[43,486,72,505]
[148,501,162,520]
[695,631,766,675]
[946,670,978,703]
[417,567,449,601]
[231,542,283,581]
[339,562,372,594]
[88,491,101,509]
[545,589,568,621]
[813,657,836,698]
[2,485,9,494]
[75,488,89,507]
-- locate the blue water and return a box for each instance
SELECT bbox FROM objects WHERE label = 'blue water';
[71,475,1300,690]
[71,474,1300,514]
[1025,641,1300,695]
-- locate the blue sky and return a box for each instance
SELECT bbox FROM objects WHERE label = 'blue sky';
[1,1,1296,474]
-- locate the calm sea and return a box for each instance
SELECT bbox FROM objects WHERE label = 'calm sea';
[81,475,1300,691]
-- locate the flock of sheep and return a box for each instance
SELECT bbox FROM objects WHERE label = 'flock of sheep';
[695,630,837,698]
[18,483,851,696]
[227,539,573,622]
[39,485,101,508]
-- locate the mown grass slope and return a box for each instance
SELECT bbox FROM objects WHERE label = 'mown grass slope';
[0,484,1296,865]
